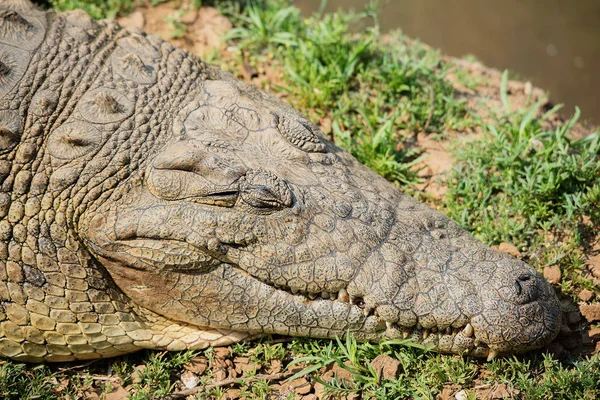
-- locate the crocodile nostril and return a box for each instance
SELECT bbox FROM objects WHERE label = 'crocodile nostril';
[515,273,537,298]
[517,274,532,282]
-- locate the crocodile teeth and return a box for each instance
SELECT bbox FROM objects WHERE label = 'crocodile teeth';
[473,339,481,347]
[338,288,349,303]
[431,327,438,333]
[386,321,393,330]
[446,327,452,335]
[308,293,318,300]
[363,307,373,317]
[291,287,299,294]
[463,323,474,337]
[329,292,337,300]
[422,330,429,339]
[321,291,330,299]
[487,350,498,362]
[402,329,411,339]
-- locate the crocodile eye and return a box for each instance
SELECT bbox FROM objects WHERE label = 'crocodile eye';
[239,169,293,210]
[240,185,286,209]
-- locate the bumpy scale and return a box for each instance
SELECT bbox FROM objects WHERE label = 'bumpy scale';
[0,0,561,362]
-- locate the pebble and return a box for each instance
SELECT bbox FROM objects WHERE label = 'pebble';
[498,242,521,258]
[370,354,400,380]
[543,265,561,284]
[180,370,199,389]
[578,289,595,303]
[580,304,600,322]
[455,390,469,400]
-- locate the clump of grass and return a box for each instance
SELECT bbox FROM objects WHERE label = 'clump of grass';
[444,71,600,296]
[487,354,600,400]
[127,350,198,399]
[222,0,474,186]
[225,1,301,49]
[0,363,57,400]
[288,333,479,399]
[44,0,138,19]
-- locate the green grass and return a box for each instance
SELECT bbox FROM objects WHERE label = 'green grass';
[220,0,475,186]
[0,363,57,400]
[444,71,600,297]
[8,0,600,399]
[39,0,139,19]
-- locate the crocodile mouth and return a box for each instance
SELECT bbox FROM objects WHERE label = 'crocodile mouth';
[94,236,544,360]
[266,283,497,359]
[381,320,495,359]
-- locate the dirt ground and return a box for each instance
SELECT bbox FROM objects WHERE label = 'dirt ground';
[94,2,600,398]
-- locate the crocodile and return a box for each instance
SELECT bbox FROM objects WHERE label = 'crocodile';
[0,0,561,362]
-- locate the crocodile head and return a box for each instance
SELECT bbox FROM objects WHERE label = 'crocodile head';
[81,79,561,359]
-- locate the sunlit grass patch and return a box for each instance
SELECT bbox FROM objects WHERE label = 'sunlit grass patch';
[444,71,600,297]
[221,0,474,186]
[42,0,138,18]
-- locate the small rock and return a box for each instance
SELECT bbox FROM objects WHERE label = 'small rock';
[281,377,312,395]
[223,389,241,400]
[580,304,600,322]
[214,347,231,359]
[83,391,100,400]
[588,327,600,342]
[489,383,511,399]
[455,390,469,400]
[303,395,317,400]
[214,357,228,369]
[233,356,258,375]
[313,382,326,399]
[543,265,561,284]
[267,358,282,374]
[439,387,454,400]
[590,262,600,280]
[321,361,354,385]
[370,354,400,380]
[498,242,521,258]
[105,385,129,400]
[578,289,595,303]
[180,370,199,389]
[270,384,282,393]
[293,378,312,395]
[184,356,208,375]
[213,368,227,382]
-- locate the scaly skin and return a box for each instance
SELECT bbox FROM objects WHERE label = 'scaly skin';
[0,0,561,362]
